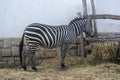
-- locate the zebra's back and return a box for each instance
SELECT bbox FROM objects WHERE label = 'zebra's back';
[24,23,67,48]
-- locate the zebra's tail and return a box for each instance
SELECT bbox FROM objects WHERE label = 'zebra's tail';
[19,33,24,67]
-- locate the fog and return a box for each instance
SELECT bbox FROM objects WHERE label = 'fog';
[0,0,120,37]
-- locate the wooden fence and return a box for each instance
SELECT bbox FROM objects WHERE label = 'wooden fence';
[80,0,120,59]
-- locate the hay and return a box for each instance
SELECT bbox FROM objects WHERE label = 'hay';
[91,41,119,62]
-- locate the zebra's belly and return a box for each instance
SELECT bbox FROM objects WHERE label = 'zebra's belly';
[40,41,62,49]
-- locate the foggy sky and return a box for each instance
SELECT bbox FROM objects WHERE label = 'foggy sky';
[0,0,120,37]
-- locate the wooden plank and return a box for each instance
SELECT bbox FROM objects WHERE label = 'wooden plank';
[91,0,97,37]
[96,32,120,38]
[86,32,120,42]
[86,37,120,42]
[98,32,120,35]
[89,14,120,20]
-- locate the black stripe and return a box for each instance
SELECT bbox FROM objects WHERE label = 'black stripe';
[72,22,78,36]
[30,24,56,40]
[26,27,49,46]
[25,34,43,46]
[40,24,55,47]
[59,27,63,43]
[28,25,55,47]
[74,21,81,35]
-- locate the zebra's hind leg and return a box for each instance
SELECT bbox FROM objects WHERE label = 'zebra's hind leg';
[22,50,28,71]
[61,44,69,69]
[29,50,37,71]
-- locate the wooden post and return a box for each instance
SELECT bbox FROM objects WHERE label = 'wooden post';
[76,12,81,56]
[82,0,88,16]
[91,0,98,37]
[81,0,88,57]
[80,34,84,57]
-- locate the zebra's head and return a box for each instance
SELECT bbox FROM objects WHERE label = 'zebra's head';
[83,17,94,37]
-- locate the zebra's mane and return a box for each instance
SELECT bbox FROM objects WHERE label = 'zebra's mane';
[69,17,85,25]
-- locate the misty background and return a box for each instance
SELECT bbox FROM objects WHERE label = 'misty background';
[0,0,120,37]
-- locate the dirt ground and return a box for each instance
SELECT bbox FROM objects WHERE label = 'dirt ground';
[0,55,120,80]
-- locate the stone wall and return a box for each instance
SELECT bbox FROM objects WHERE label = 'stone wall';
[0,38,20,67]
[0,38,59,67]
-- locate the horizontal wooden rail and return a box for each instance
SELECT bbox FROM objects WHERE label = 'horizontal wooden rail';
[89,14,120,20]
[86,37,120,42]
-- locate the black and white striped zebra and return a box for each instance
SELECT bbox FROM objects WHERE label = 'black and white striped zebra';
[19,17,94,71]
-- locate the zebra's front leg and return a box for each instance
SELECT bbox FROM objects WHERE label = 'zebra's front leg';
[29,51,37,71]
[61,44,69,69]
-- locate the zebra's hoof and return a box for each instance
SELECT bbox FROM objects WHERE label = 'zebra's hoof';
[61,63,68,70]
[61,63,65,68]
[22,66,27,71]
[32,67,38,71]
[62,67,68,71]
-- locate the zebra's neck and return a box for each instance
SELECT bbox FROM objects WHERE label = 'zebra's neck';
[68,19,86,37]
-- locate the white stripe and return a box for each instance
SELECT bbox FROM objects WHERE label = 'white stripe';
[46,27,57,48]
[25,27,48,46]
[24,31,44,45]
[40,26,53,48]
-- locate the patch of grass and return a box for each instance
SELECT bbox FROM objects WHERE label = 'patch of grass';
[0,55,120,80]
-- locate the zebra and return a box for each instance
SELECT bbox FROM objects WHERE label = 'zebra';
[19,17,94,71]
